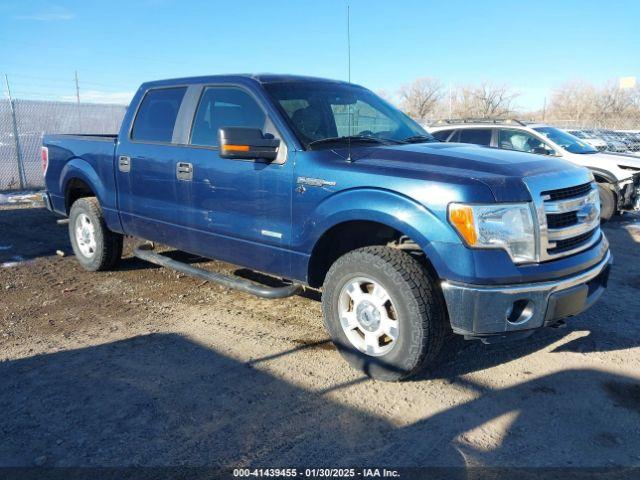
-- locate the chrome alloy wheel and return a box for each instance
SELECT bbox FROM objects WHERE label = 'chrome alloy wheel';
[338,277,399,356]
[74,213,97,258]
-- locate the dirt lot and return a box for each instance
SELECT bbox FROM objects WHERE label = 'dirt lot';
[1,200,639,469]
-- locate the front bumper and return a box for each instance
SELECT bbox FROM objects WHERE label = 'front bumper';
[441,249,612,338]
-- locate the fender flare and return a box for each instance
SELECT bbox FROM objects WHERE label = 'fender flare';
[302,188,459,278]
[59,158,108,212]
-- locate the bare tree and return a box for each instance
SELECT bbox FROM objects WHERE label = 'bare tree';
[548,80,640,129]
[594,81,637,124]
[547,81,597,125]
[452,82,519,118]
[398,78,443,121]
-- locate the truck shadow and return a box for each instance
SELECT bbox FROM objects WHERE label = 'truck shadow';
[0,205,71,263]
[0,333,638,471]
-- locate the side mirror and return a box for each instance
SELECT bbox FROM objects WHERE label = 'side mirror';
[218,127,280,161]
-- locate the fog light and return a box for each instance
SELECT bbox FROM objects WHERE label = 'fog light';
[507,299,534,324]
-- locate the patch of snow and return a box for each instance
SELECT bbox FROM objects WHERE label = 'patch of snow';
[0,191,42,205]
[1,255,25,268]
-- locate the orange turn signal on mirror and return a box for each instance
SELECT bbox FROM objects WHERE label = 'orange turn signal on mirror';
[448,204,477,246]
[222,144,250,152]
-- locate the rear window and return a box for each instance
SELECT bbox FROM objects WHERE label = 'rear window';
[131,87,187,143]
[458,128,492,146]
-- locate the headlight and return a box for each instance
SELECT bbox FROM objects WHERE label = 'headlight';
[448,203,536,264]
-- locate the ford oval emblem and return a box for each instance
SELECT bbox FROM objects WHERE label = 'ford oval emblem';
[577,203,598,223]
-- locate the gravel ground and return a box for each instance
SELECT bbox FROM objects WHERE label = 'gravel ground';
[0,200,639,468]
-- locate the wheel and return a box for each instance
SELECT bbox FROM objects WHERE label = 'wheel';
[322,246,447,381]
[597,183,616,222]
[68,197,123,271]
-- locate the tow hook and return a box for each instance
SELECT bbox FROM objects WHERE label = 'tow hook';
[549,320,567,329]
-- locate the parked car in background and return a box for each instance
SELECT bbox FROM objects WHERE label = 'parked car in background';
[40,75,612,381]
[592,130,631,153]
[429,119,640,220]
[609,130,640,153]
[567,129,607,151]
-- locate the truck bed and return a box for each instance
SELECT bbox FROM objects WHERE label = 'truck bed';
[43,133,119,218]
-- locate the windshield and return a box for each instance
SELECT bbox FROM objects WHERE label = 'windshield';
[533,127,598,154]
[263,81,433,149]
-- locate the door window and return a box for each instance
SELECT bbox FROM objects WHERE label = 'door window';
[458,128,492,146]
[131,87,186,143]
[191,87,267,147]
[431,129,454,141]
[499,129,553,155]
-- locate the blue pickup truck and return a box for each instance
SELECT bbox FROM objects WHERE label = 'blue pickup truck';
[42,74,612,380]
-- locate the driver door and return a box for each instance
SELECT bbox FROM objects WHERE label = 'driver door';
[170,85,294,277]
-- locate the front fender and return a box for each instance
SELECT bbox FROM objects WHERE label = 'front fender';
[297,187,468,280]
[588,165,629,184]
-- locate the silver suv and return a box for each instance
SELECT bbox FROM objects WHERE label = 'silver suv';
[429,119,640,220]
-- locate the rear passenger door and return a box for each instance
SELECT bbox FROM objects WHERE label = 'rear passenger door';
[116,86,188,243]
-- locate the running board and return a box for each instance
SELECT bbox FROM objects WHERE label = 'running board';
[133,244,303,299]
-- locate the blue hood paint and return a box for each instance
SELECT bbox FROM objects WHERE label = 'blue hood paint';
[345,142,583,202]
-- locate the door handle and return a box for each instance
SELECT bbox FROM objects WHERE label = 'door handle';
[118,155,131,173]
[176,162,193,181]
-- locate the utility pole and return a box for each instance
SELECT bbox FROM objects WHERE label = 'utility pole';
[4,74,26,190]
[542,97,547,122]
[75,70,81,130]
[448,82,452,118]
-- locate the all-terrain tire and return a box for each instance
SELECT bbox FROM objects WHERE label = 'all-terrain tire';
[68,197,123,271]
[322,246,448,382]
[597,183,616,222]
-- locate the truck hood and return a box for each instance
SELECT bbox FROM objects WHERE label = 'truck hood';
[346,142,583,202]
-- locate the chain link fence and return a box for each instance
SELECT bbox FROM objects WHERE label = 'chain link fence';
[0,99,127,192]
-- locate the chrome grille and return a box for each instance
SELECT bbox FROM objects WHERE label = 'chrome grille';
[548,228,598,255]
[524,171,602,262]
[542,182,592,201]
[546,211,578,229]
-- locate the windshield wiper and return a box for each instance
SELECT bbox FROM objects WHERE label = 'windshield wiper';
[307,135,403,150]
[401,135,437,144]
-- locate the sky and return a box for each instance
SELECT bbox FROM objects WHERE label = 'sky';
[1,0,639,109]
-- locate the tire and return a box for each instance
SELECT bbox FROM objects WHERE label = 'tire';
[597,183,616,222]
[68,197,123,271]
[322,246,447,381]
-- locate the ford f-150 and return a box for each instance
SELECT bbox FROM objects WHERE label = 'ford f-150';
[42,75,612,381]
